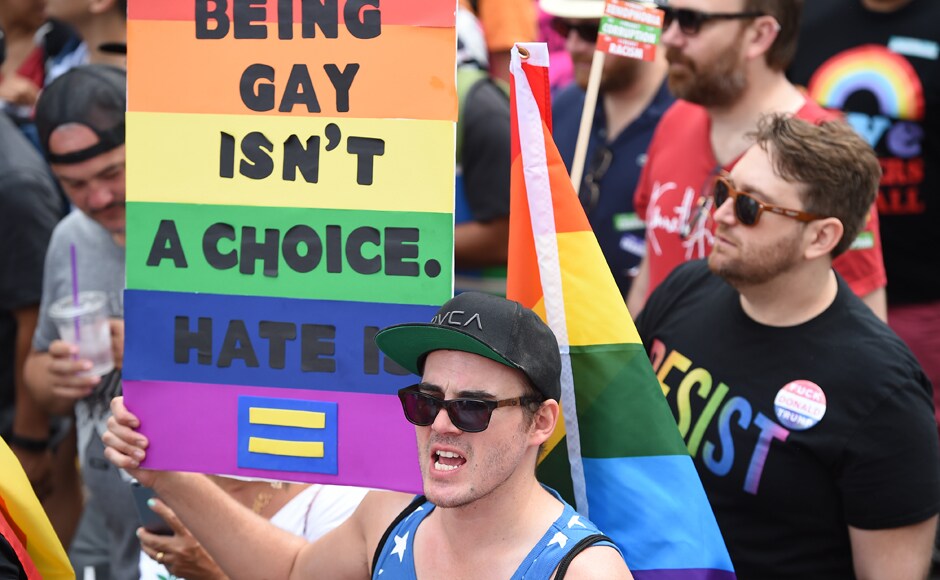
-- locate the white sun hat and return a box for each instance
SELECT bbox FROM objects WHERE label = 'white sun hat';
[540,0,606,19]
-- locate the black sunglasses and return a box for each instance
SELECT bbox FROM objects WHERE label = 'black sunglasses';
[658,5,764,36]
[712,173,825,226]
[398,385,540,433]
[550,18,599,43]
[581,146,613,214]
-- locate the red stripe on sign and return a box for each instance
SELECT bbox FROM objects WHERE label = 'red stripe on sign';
[129,0,455,28]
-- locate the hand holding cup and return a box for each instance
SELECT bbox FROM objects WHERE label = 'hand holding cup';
[49,291,116,394]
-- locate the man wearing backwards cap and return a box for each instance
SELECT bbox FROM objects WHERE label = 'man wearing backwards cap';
[103,292,633,579]
[23,64,139,579]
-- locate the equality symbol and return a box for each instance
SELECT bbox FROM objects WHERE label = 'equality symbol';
[237,396,338,475]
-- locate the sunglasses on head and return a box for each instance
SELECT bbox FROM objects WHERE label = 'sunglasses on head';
[712,173,826,226]
[398,385,540,433]
[550,18,600,43]
[658,4,765,36]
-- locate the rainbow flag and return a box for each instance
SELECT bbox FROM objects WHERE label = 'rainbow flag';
[0,438,74,580]
[506,43,735,579]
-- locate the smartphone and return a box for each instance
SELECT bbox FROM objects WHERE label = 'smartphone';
[130,482,174,536]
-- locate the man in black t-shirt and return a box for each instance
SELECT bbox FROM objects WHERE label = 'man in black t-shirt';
[452,6,512,295]
[637,115,940,579]
[0,111,66,497]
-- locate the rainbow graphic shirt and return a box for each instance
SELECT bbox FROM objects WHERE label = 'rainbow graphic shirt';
[788,0,940,304]
[636,260,940,578]
[808,45,925,215]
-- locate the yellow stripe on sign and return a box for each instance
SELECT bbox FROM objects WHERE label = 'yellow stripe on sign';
[126,111,455,213]
[248,437,325,458]
[249,408,326,429]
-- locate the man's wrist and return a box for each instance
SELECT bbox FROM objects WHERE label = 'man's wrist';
[6,433,51,452]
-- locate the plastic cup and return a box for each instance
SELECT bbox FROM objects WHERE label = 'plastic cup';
[49,290,115,377]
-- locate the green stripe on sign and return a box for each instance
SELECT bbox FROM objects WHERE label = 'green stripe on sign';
[126,202,453,305]
[600,16,661,45]
[570,343,689,458]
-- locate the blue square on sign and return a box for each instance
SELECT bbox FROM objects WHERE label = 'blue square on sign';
[237,396,338,475]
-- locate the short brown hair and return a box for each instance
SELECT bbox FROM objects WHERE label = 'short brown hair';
[744,0,802,70]
[752,114,881,257]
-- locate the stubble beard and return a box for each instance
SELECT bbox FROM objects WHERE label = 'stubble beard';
[421,429,529,509]
[708,228,803,288]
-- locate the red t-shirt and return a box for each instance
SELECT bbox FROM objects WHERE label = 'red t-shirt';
[634,99,886,298]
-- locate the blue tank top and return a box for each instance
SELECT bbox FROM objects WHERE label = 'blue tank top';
[371,486,620,579]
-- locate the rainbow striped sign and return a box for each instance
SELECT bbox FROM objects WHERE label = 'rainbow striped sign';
[123,0,456,493]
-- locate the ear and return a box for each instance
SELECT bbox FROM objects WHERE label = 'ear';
[744,15,780,62]
[803,217,844,260]
[89,0,118,15]
[529,399,560,447]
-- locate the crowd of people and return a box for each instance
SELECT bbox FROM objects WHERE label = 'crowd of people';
[0,0,938,578]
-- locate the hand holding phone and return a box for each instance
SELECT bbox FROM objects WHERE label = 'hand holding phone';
[131,482,174,536]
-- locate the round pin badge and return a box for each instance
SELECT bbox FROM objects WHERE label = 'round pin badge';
[774,380,827,431]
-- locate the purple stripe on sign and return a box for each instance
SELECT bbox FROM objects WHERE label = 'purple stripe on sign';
[124,379,422,493]
[633,570,737,580]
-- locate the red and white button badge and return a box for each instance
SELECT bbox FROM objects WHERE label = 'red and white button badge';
[774,380,827,431]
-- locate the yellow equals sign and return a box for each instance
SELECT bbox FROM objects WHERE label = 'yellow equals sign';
[248,407,326,458]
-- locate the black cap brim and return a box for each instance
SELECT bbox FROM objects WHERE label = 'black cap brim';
[375,323,517,376]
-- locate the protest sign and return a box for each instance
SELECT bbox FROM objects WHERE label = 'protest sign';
[123,0,456,493]
[567,0,663,191]
[596,0,663,62]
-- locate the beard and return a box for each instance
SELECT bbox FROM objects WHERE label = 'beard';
[600,55,644,93]
[572,53,644,93]
[708,226,803,288]
[666,35,748,107]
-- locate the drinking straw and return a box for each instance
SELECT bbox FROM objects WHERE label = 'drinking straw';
[70,243,80,341]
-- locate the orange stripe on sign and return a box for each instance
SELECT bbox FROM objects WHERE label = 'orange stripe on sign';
[127,21,457,121]
[130,0,455,28]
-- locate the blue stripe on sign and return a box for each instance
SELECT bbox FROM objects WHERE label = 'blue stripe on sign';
[237,396,338,474]
[583,455,734,573]
[124,289,436,394]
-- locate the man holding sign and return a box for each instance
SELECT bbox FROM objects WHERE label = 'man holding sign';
[547,0,671,297]
[104,292,632,579]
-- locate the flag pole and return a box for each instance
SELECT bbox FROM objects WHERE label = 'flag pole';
[568,49,606,194]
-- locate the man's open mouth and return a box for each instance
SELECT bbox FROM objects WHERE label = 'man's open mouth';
[434,450,467,472]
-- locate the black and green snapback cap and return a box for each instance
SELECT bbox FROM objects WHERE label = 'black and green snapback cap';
[374,292,562,401]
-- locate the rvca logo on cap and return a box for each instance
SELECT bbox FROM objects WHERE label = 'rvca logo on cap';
[430,310,483,330]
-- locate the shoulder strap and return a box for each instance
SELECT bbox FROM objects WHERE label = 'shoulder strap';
[370,495,427,578]
[553,534,617,580]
